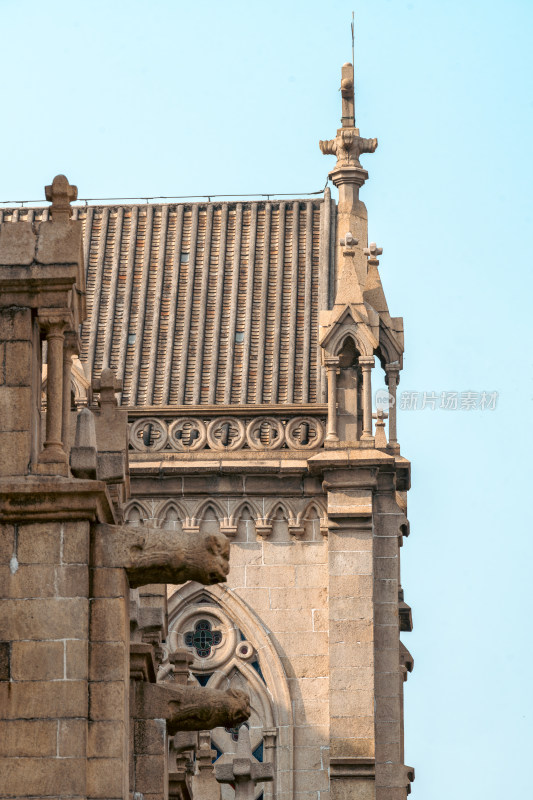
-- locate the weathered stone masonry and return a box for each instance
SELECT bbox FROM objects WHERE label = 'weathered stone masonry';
[0,176,249,800]
[0,57,416,800]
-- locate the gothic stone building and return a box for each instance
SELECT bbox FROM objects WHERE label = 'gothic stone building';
[0,62,414,800]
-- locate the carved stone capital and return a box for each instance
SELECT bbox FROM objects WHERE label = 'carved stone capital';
[220,519,238,538]
[38,311,70,338]
[133,681,250,734]
[255,518,272,538]
[288,520,305,538]
[93,523,230,588]
[385,361,401,387]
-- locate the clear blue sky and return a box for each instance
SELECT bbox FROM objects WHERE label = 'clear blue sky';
[2,0,532,797]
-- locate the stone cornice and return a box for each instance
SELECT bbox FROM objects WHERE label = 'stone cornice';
[126,403,329,418]
[307,447,394,471]
[0,476,115,523]
[308,449,411,490]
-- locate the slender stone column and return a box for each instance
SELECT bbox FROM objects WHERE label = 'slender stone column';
[325,357,340,442]
[385,363,400,452]
[359,356,375,441]
[40,316,68,467]
[62,333,77,454]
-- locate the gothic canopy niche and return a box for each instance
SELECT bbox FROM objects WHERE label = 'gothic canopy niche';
[166,582,294,800]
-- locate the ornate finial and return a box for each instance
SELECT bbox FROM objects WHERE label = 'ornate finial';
[92,367,123,407]
[340,232,358,248]
[372,407,389,449]
[45,174,77,222]
[319,61,377,177]
[364,242,383,265]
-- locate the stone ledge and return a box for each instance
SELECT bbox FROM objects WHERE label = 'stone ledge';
[0,477,115,523]
[330,756,376,779]
[128,458,310,474]
[130,643,157,683]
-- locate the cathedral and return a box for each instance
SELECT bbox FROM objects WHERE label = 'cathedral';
[0,60,414,800]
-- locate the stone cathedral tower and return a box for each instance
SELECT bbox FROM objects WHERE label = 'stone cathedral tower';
[0,62,414,800]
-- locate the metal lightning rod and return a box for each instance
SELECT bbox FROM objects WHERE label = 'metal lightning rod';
[351,12,355,126]
[351,11,355,71]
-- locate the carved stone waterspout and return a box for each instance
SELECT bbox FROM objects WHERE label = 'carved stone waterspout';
[134,682,250,733]
[93,523,230,587]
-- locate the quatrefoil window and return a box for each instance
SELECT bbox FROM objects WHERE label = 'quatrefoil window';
[184,619,222,658]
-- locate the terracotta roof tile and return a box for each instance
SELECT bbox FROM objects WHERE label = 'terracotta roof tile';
[0,199,333,406]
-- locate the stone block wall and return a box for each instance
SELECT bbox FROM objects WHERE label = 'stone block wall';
[230,535,330,800]
[0,519,92,799]
[0,307,39,477]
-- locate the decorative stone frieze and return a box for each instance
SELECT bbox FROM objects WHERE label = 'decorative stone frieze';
[129,413,327,453]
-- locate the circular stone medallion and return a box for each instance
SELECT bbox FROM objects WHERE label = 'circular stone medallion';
[129,418,168,451]
[169,418,207,451]
[207,418,246,451]
[246,417,285,450]
[285,417,325,449]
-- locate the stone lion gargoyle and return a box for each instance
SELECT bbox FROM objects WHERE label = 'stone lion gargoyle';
[93,522,232,587]
[134,681,250,733]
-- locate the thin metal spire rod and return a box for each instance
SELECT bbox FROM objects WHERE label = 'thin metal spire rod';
[351,11,355,70]
[351,11,356,127]
[0,180,329,208]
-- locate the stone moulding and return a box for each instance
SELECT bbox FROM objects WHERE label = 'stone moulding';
[133,681,250,733]
[92,522,231,587]
[329,757,376,779]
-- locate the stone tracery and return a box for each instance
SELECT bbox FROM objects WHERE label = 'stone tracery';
[166,583,294,800]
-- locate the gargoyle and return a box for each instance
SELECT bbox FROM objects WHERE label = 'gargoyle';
[92,523,230,587]
[134,681,250,734]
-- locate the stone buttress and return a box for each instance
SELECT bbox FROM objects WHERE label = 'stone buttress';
[0,177,249,800]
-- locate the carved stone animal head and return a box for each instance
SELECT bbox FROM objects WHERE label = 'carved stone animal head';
[164,686,251,733]
[203,533,230,584]
[224,688,251,726]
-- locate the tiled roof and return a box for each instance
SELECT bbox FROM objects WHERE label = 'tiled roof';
[0,200,333,406]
